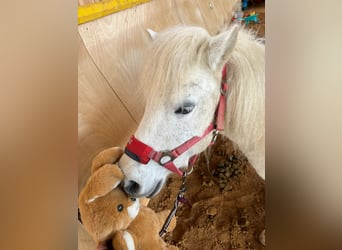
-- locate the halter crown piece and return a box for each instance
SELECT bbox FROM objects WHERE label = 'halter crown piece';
[124,65,228,176]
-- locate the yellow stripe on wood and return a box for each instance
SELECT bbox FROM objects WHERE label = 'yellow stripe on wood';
[78,0,151,25]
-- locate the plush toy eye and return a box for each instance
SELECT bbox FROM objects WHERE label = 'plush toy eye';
[117,204,124,212]
[130,197,136,202]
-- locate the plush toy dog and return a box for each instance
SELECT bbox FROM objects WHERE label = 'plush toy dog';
[78,147,178,250]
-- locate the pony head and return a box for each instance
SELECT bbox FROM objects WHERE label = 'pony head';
[119,25,239,198]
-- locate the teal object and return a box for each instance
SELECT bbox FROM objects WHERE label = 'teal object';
[244,14,259,25]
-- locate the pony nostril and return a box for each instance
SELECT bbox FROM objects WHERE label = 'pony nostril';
[124,180,140,196]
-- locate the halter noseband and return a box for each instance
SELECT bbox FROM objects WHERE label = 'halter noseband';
[124,65,228,176]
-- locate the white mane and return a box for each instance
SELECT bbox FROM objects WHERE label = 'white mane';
[225,29,265,178]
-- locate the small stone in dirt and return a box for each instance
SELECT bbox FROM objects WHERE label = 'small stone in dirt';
[225,184,233,191]
[219,151,225,156]
[206,206,218,217]
[218,232,230,243]
[237,217,248,227]
[202,181,208,187]
[217,161,225,168]
[259,229,266,246]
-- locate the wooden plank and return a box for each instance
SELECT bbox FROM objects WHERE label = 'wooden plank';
[174,0,205,27]
[215,0,238,22]
[78,0,100,6]
[196,0,227,35]
[78,0,181,122]
[212,0,233,29]
[78,223,95,250]
[78,34,137,192]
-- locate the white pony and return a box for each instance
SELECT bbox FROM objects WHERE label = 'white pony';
[118,25,265,198]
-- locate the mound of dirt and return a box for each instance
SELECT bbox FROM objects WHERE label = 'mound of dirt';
[148,135,265,250]
[148,4,265,249]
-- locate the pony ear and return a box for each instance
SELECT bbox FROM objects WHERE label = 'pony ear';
[146,28,158,40]
[84,164,124,203]
[208,25,239,71]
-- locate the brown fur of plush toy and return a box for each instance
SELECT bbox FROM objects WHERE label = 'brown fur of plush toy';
[78,147,178,250]
[113,207,178,250]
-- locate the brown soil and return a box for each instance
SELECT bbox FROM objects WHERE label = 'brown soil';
[148,3,265,250]
[149,135,265,250]
[246,2,265,38]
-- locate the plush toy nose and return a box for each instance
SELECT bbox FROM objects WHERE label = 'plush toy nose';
[123,180,141,197]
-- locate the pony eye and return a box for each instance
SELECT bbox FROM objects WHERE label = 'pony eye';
[175,103,195,114]
[117,204,124,212]
[130,197,136,202]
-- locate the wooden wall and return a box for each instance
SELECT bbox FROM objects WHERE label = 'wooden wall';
[78,0,237,248]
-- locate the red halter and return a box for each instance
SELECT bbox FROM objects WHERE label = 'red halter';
[124,65,228,176]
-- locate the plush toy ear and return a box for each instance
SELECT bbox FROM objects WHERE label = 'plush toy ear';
[208,25,239,71]
[84,164,124,203]
[146,28,158,40]
[91,147,123,173]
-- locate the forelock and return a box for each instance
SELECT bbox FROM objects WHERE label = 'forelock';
[140,26,210,102]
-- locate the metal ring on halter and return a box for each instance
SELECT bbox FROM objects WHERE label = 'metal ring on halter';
[158,150,176,165]
[211,129,219,144]
[184,164,194,176]
[220,86,228,96]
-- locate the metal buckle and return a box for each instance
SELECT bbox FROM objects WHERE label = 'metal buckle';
[159,166,190,237]
[220,83,228,96]
[211,129,219,144]
[159,151,175,165]
[185,164,194,176]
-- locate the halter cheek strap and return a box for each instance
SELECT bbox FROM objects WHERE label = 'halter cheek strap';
[124,65,228,176]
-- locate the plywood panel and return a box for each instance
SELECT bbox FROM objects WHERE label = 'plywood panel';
[78,0,99,6]
[218,0,238,21]
[196,0,226,35]
[78,35,137,192]
[78,223,95,250]
[78,0,181,122]
[174,0,205,26]
[212,0,232,28]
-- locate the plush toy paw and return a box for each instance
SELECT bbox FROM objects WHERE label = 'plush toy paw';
[113,230,136,250]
